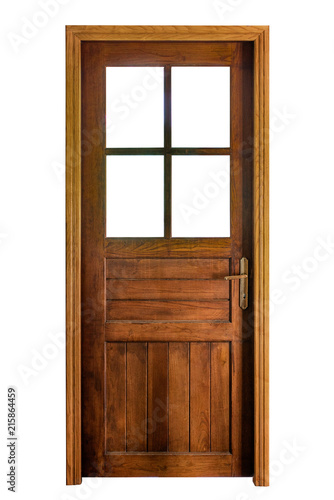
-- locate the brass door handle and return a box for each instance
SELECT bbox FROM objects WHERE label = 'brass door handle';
[224,274,247,280]
[224,258,248,310]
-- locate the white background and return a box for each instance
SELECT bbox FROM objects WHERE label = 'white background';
[1,1,334,499]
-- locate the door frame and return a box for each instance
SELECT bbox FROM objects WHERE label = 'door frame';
[66,25,269,486]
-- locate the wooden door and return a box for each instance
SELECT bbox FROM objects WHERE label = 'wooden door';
[81,40,254,477]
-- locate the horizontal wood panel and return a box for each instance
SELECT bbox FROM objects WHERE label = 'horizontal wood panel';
[106,279,229,300]
[85,453,232,477]
[102,41,234,65]
[106,300,229,321]
[106,258,230,279]
[105,239,232,258]
[105,322,235,341]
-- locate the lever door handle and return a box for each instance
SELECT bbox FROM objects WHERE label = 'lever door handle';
[224,274,247,280]
[224,257,249,310]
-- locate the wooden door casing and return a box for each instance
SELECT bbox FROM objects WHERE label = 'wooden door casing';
[80,40,254,478]
[66,26,269,486]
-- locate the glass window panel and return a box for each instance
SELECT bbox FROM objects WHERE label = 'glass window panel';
[106,67,164,147]
[172,156,230,237]
[106,156,164,237]
[171,67,230,147]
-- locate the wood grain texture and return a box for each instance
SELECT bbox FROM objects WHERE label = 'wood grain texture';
[105,238,231,258]
[80,42,107,481]
[230,43,243,253]
[253,26,270,487]
[230,43,246,478]
[147,343,168,451]
[168,343,189,452]
[101,453,232,477]
[105,343,126,452]
[106,300,230,321]
[105,321,234,342]
[102,40,233,66]
[67,25,267,41]
[68,27,269,484]
[66,28,81,485]
[211,343,230,452]
[230,286,243,476]
[106,279,229,300]
[190,343,210,452]
[106,258,229,279]
[126,343,147,452]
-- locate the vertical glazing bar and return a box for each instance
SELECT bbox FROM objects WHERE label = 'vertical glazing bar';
[164,66,172,238]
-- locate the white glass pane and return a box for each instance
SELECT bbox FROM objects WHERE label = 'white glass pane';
[106,156,164,237]
[172,67,230,147]
[106,67,164,147]
[172,156,230,237]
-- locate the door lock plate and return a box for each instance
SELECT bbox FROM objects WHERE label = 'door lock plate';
[239,257,248,310]
[224,257,248,309]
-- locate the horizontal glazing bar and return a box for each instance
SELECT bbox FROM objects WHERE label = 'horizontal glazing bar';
[105,148,164,155]
[105,148,230,155]
[170,148,230,155]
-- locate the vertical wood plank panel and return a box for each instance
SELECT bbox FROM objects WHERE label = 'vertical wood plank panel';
[169,343,189,451]
[126,343,147,451]
[190,343,210,452]
[211,342,230,452]
[147,343,168,451]
[105,343,126,452]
